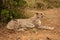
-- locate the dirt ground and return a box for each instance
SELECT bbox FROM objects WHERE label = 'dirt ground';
[0,8,60,40]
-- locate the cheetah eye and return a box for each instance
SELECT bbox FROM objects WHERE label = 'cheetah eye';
[36,13,39,15]
[40,13,43,15]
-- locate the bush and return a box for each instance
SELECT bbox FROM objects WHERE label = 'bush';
[0,0,28,23]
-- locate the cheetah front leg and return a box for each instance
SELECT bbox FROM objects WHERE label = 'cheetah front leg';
[37,25,54,30]
[15,27,27,31]
[35,20,54,30]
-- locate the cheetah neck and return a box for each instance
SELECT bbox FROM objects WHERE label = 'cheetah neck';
[29,14,40,22]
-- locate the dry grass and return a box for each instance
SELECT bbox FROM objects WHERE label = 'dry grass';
[0,8,60,40]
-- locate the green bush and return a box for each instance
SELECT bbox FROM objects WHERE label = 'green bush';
[0,0,28,23]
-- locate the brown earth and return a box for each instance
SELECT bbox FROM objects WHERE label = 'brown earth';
[0,8,60,40]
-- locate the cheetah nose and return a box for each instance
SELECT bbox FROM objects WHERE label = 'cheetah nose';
[41,15,43,18]
[37,17,39,18]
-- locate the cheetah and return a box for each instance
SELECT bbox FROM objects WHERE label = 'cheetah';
[7,13,54,31]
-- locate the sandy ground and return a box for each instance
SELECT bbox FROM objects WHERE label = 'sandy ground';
[0,8,60,40]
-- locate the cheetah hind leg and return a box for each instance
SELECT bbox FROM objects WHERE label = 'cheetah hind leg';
[16,27,27,31]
